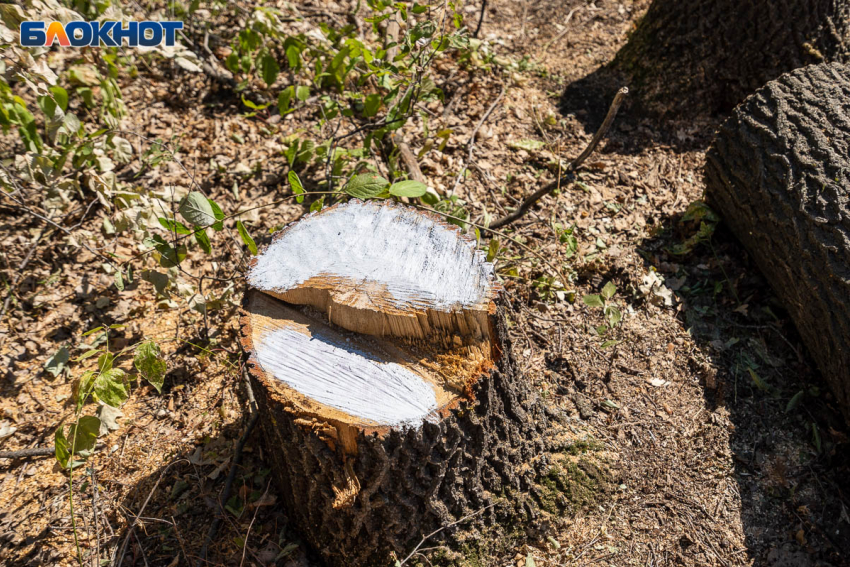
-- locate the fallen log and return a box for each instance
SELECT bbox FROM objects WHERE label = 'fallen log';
[240,200,552,565]
[705,62,850,423]
[611,0,850,117]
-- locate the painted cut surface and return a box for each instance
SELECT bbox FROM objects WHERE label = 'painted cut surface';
[246,292,455,429]
[248,200,495,314]
[255,326,438,427]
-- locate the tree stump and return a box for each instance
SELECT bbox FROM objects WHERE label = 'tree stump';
[705,62,850,424]
[611,0,850,117]
[240,200,551,565]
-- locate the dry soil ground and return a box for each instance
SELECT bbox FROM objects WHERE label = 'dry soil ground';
[1,1,850,566]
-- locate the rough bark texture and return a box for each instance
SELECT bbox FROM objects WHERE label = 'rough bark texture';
[705,62,850,424]
[244,290,554,566]
[614,0,850,117]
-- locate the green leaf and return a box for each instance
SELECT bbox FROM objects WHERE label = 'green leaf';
[389,180,428,198]
[284,139,299,167]
[134,341,167,393]
[278,87,293,115]
[259,54,280,86]
[55,426,70,468]
[582,294,604,308]
[97,352,114,373]
[179,191,216,227]
[49,86,68,112]
[295,85,310,101]
[237,220,258,255]
[194,228,212,254]
[296,139,314,164]
[310,196,324,213]
[285,43,301,69]
[601,281,617,300]
[486,238,500,262]
[76,349,101,362]
[786,390,805,413]
[56,416,101,468]
[44,346,70,378]
[82,326,104,337]
[157,243,187,268]
[508,139,546,152]
[240,95,269,110]
[748,367,770,392]
[114,269,124,291]
[208,199,225,231]
[69,416,100,457]
[77,86,94,108]
[525,553,536,567]
[75,370,96,412]
[364,93,382,117]
[37,94,57,120]
[604,305,622,327]
[142,270,169,296]
[158,217,192,235]
[95,368,128,408]
[289,170,304,203]
[345,174,389,200]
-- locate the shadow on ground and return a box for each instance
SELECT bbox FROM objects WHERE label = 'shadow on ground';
[639,210,850,566]
[559,64,722,157]
[113,343,312,567]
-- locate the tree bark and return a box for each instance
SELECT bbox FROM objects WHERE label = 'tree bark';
[239,201,572,566]
[613,0,850,117]
[705,62,850,424]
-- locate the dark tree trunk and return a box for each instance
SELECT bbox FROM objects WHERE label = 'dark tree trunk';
[614,0,850,117]
[705,62,850,424]
[243,290,551,566]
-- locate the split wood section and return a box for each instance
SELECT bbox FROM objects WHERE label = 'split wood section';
[240,200,549,566]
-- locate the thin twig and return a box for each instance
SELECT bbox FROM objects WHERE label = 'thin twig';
[133,529,150,567]
[0,443,105,460]
[117,459,188,567]
[539,7,581,55]
[490,87,628,230]
[391,132,428,185]
[399,504,495,565]
[411,203,571,285]
[473,0,487,37]
[197,366,259,566]
[91,467,102,566]
[450,85,506,196]
[0,223,50,330]
[239,479,272,567]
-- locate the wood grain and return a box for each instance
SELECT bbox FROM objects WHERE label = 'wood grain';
[249,200,497,345]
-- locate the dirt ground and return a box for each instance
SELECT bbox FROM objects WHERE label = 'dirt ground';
[2,1,850,566]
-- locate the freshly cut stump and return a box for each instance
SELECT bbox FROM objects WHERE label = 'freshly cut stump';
[705,62,850,423]
[241,200,550,566]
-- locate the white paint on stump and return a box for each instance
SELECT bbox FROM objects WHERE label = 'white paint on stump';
[249,200,494,313]
[255,325,438,427]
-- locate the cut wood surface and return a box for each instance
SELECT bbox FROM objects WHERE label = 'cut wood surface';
[246,291,462,430]
[705,62,850,423]
[248,200,497,345]
[241,200,550,566]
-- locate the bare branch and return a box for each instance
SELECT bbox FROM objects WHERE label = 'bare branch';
[489,87,628,230]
